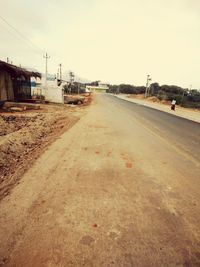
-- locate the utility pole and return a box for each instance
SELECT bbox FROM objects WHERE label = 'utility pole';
[69,71,75,94]
[77,78,80,95]
[43,53,50,88]
[59,64,62,80]
[145,74,152,98]
[69,71,75,83]
[57,68,59,80]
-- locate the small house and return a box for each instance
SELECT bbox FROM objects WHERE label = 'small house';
[86,82,109,93]
[0,60,41,102]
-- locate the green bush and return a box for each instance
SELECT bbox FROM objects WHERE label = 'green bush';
[109,82,200,109]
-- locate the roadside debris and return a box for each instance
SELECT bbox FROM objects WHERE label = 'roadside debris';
[64,95,84,105]
[2,101,40,112]
[64,94,92,105]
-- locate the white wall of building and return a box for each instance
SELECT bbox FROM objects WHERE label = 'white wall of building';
[45,87,64,104]
[31,75,64,104]
[86,85,109,92]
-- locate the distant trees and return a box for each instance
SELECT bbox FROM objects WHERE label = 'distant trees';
[149,83,160,95]
[90,81,100,86]
[150,84,200,108]
[108,83,200,109]
[108,85,119,94]
[63,83,85,94]
[187,90,200,102]
[184,89,200,108]
[108,84,146,94]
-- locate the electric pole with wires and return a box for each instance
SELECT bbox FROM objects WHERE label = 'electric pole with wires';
[59,64,62,80]
[43,53,50,88]
[145,74,152,98]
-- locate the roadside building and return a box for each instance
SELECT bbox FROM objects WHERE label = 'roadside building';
[32,73,64,104]
[86,82,109,93]
[0,60,41,102]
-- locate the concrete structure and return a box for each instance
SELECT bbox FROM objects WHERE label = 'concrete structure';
[31,74,64,104]
[45,87,64,104]
[86,83,109,93]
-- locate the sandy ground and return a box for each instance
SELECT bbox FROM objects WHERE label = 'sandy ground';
[0,104,85,200]
[115,94,200,123]
[0,94,200,266]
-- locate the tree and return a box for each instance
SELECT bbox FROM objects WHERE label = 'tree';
[149,83,160,95]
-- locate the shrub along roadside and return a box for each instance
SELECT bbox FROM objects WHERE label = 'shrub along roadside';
[108,83,200,109]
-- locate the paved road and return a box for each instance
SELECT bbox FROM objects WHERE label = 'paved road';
[116,94,200,124]
[108,94,200,165]
[0,94,200,266]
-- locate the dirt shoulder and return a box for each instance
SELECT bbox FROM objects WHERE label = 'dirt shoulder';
[0,103,87,200]
[115,94,200,123]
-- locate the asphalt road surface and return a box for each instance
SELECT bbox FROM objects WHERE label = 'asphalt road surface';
[0,94,200,267]
[107,94,200,165]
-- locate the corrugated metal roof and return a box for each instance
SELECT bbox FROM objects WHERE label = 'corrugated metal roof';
[0,60,41,79]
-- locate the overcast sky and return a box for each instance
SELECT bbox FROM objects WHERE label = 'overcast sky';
[1,0,200,88]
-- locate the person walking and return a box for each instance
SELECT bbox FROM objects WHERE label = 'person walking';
[171,99,176,111]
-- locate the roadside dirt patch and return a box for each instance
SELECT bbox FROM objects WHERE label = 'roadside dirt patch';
[0,104,84,200]
[125,162,133,168]
[128,94,170,105]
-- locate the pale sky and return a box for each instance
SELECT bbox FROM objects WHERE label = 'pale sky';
[1,0,200,88]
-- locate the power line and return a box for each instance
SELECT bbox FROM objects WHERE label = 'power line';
[0,15,71,77]
[0,15,63,73]
[0,15,45,55]
[0,19,42,58]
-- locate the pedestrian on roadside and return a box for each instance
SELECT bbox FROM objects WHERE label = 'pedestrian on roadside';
[171,99,176,111]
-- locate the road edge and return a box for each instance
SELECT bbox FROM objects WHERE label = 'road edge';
[111,94,200,124]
